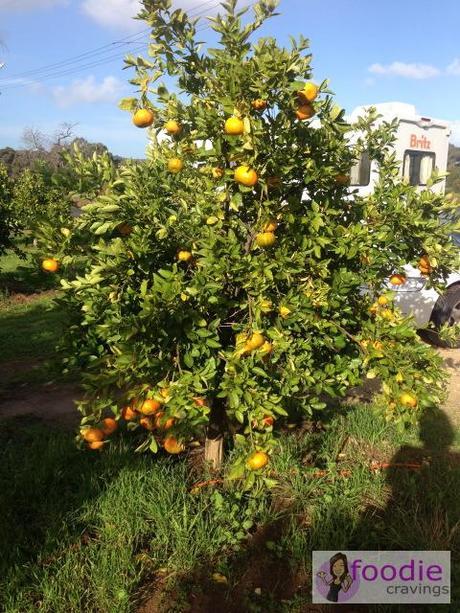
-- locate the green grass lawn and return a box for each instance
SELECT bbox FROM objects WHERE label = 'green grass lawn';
[1,405,459,612]
[0,245,68,391]
[0,245,58,295]
[0,294,66,362]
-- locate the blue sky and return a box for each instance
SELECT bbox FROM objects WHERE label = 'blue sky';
[0,0,459,158]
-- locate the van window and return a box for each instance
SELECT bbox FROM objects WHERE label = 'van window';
[403,151,435,186]
[350,151,371,186]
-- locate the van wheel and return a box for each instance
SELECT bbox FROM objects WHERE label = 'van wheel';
[429,285,460,348]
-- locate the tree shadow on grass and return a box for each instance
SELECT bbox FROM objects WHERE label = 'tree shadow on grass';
[151,408,460,613]
[0,297,67,391]
[0,260,58,295]
[349,408,460,611]
[0,416,144,603]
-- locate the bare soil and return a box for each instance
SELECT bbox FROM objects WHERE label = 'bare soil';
[0,378,80,428]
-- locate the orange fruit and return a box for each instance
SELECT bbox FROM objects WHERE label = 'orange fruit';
[177,250,192,262]
[101,417,118,435]
[296,104,315,121]
[140,399,162,415]
[263,219,278,232]
[236,331,248,343]
[369,302,379,315]
[389,274,406,286]
[260,341,273,354]
[81,427,104,443]
[154,412,175,430]
[133,109,154,128]
[122,406,137,421]
[335,174,350,186]
[193,396,207,407]
[234,166,258,186]
[165,120,182,135]
[418,255,432,274]
[224,116,244,135]
[167,158,183,173]
[88,440,105,450]
[41,258,59,273]
[255,232,276,248]
[245,332,265,351]
[251,99,267,111]
[298,82,319,102]
[139,416,156,430]
[399,392,417,408]
[164,436,185,454]
[246,450,269,470]
[380,309,395,321]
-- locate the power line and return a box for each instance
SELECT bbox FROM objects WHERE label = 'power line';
[0,1,255,93]
[0,0,220,84]
[0,32,150,83]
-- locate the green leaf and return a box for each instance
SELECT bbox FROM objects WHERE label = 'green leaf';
[227,462,245,480]
[118,97,138,111]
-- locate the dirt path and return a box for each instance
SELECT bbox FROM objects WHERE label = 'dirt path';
[0,381,80,428]
[0,349,459,431]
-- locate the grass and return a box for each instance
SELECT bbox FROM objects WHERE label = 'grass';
[0,245,68,391]
[0,245,58,296]
[0,294,66,363]
[1,404,459,612]
[1,239,459,611]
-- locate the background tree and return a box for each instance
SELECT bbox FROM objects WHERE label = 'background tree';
[37,0,459,483]
[0,162,16,257]
[447,144,460,196]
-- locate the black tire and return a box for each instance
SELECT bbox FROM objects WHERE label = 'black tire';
[429,284,460,348]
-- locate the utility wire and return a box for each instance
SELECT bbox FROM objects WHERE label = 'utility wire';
[0,0,221,84]
[0,1,254,93]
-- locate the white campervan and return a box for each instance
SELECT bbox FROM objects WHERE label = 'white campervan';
[349,102,450,197]
[349,102,460,344]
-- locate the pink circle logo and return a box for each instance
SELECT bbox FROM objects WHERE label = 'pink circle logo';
[315,552,361,603]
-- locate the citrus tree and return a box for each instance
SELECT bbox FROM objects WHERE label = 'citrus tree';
[9,168,70,241]
[0,162,16,257]
[39,0,459,485]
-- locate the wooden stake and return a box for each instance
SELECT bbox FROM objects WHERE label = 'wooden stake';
[204,435,223,470]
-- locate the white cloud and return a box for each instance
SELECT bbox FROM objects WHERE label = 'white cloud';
[368,61,440,79]
[446,58,460,76]
[52,75,125,107]
[81,0,222,31]
[0,0,67,11]
[81,0,142,31]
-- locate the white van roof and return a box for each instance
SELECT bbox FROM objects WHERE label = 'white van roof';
[349,102,450,130]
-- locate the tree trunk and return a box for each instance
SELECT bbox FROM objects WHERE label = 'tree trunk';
[204,396,226,470]
[204,434,224,470]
